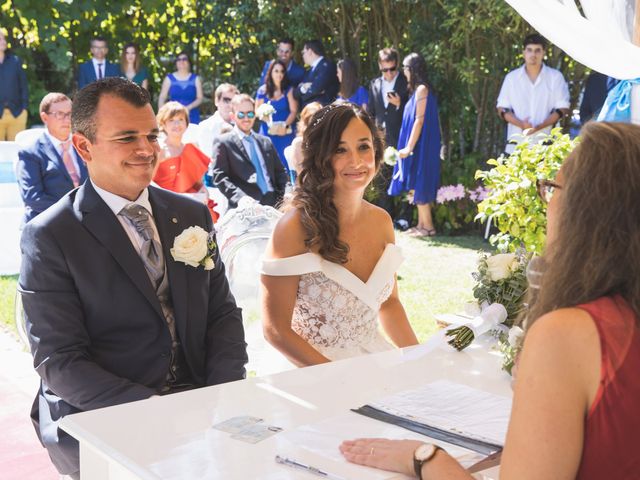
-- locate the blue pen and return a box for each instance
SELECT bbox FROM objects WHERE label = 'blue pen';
[275,454,348,480]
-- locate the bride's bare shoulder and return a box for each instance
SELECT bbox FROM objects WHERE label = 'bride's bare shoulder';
[266,208,308,258]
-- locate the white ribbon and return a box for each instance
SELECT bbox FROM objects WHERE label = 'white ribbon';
[462,302,508,339]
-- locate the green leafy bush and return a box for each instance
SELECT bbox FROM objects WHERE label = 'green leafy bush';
[475,129,578,254]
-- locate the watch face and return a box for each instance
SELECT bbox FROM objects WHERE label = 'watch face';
[415,443,436,461]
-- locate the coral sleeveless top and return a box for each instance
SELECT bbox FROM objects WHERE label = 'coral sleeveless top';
[575,295,640,479]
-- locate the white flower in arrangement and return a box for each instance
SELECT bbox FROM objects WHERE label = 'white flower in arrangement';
[507,326,524,347]
[485,253,518,281]
[170,226,217,270]
[256,103,276,121]
[383,146,400,166]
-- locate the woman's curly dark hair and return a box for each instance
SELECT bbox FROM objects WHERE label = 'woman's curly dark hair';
[290,103,384,264]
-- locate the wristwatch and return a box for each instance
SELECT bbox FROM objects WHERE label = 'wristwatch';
[413,443,443,479]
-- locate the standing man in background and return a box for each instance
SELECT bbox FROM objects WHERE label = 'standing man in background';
[0,28,29,141]
[77,37,120,90]
[294,40,339,107]
[259,38,305,87]
[496,33,570,154]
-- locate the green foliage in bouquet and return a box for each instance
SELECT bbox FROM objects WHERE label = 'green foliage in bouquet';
[475,129,578,254]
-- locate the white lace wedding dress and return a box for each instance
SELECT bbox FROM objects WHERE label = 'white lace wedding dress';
[261,244,403,360]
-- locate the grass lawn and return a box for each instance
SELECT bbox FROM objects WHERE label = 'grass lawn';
[0,233,493,343]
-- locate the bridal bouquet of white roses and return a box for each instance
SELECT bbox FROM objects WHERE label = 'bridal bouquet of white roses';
[446,251,529,367]
[256,103,276,122]
[383,146,400,166]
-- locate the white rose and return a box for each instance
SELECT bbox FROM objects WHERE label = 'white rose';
[508,326,524,347]
[203,257,215,271]
[486,253,518,281]
[170,226,209,267]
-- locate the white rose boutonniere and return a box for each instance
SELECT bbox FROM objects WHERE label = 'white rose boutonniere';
[485,253,518,281]
[170,226,217,270]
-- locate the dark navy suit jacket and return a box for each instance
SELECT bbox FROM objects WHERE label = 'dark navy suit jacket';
[368,73,409,148]
[19,182,247,475]
[259,59,305,87]
[77,60,120,90]
[16,133,89,225]
[294,57,339,107]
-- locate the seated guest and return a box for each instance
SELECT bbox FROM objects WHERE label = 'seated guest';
[158,52,203,124]
[579,72,618,125]
[16,93,88,224]
[259,37,305,87]
[294,39,339,107]
[211,94,288,208]
[120,42,149,89]
[20,78,246,479]
[341,122,640,479]
[336,58,368,110]
[153,102,218,222]
[256,59,298,172]
[198,83,238,158]
[0,28,29,140]
[77,36,120,90]
[261,104,418,365]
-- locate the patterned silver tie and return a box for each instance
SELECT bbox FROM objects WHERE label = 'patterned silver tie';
[120,204,164,290]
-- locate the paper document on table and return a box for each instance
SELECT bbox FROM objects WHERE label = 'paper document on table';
[364,380,511,448]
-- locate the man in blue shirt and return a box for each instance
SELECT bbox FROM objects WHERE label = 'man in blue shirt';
[259,38,305,88]
[0,29,29,141]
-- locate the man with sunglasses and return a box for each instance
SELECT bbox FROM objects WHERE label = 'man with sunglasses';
[258,38,305,87]
[16,92,89,224]
[368,47,409,220]
[198,83,239,158]
[77,37,119,90]
[211,94,288,208]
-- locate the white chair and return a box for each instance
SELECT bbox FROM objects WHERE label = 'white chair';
[14,127,45,148]
[182,123,201,146]
[207,186,228,219]
[215,197,294,376]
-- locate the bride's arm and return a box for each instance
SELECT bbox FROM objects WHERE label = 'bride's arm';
[261,211,331,367]
[379,280,419,347]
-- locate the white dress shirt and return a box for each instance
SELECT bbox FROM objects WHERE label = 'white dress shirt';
[44,129,82,173]
[92,181,161,253]
[234,126,273,191]
[310,56,324,72]
[91,58,106,80]
[496,64,570,151]
[381,73,399,109]
[197,112,231,158]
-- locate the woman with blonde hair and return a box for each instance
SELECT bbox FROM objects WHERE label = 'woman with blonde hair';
[341,122,640,479]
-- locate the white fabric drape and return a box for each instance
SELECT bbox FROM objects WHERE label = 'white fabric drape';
[505,0,640,80]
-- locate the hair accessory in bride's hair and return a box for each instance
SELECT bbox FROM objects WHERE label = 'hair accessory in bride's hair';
[308,103,346,130]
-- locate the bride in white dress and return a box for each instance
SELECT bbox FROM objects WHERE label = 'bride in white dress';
[260,103,418,366]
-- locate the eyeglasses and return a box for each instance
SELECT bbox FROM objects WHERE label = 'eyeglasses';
[177,57,189,62]
[235,111,255,119]
[220,96,233,104]
[47,111,72,120]
[536,179,562,204]
[380,66,397,73]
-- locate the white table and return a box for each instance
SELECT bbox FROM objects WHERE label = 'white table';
[60,339,511,480]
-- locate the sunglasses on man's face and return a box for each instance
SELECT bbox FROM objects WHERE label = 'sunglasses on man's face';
[220,96,234,104]
[236,111,255,119]
[380,66,397,73]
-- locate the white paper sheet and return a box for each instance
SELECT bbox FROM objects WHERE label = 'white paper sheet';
[368,380,512,447]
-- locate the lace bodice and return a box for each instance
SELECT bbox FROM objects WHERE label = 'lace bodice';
[261,244,403,360]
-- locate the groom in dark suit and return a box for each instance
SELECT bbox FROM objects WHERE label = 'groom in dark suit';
[17,92,89,225]
[19,78,247,478]
[76,37,120,90]
[211,93,288,208]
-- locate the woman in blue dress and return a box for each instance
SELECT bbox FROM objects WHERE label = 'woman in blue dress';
[158,52,203,124]
[388,52,441,237]
[255,59,298,175]
[119,43,149,90]
[336,58,368,110]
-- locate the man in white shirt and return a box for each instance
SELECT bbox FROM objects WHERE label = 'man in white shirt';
[77,37,120,90]
[16,92,89,224]
[497,33,570,153]
[211,94,288,208]
[19,78,247,478]
[197,83,238,158]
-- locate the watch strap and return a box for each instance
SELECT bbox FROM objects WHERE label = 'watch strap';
[413,445,442,480]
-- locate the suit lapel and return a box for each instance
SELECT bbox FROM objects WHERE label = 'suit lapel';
[41,135,74,186]
[231,132,253,167]
[77,182,164,320]
[148,187,188,338]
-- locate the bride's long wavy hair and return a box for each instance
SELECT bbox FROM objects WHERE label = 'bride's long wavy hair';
[288,103,384,264]
[525,122,640,329]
